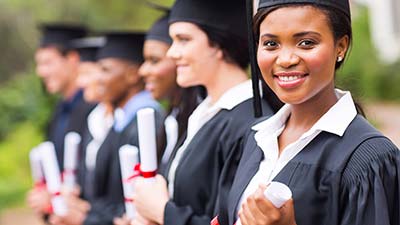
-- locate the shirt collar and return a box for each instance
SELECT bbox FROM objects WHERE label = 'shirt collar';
[61,90,84,113]
[253,89,357,137]
[311,89,357,136]
[214,79,253,110]
[113,91,163,132]
[88,104,114,140]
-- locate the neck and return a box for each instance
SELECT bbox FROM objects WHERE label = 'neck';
[114,83,144,109]
[168,87,183,113]
[204,63,248,104]
[288,84,338,131]
[61,71,79,101]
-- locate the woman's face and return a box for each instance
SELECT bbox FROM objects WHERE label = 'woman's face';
[139,40,178,100]
[167,22,220,88]
[257,6,348,105]
[77,62,104,103]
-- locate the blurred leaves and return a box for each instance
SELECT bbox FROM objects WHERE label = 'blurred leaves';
[337,6,400,101]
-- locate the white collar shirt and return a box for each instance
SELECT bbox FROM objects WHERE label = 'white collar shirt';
[168,80,253,197]
[235,89,357,219]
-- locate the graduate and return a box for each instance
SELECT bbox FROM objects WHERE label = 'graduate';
[215,0,400,225]
[131,0,274,225]
[114,11,203,225]
[138,12,203,173]
[35,23,95,171]
[49,32,165,225]
[72,36,106,104]
[27,24,95,219]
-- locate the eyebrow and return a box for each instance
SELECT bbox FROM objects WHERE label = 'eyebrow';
[293,31,321,38]
[260,31,321,38]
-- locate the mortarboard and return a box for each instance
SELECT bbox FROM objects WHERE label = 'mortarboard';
[257,0,350,18]
[69,37,105,62]
[146,14,172,45]
[169,0,247,39]
[38,24,87,49]
[96,32,145,63]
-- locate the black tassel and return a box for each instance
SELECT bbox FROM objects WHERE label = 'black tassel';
[246,0,262,117]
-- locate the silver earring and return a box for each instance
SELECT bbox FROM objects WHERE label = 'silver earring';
[337,56,343,62]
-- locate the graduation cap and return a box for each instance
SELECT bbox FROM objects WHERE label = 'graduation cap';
[146,14,172,45]
[96,32,145,63]
[69,37,105,62]
[257,0,351,18]
[169,0,247,39]
[38,23,87,49]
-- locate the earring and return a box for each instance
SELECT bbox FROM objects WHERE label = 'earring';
[337,56,343,62]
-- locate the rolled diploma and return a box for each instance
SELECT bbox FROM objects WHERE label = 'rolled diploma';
[119,145,140,220]
[40,142,67,216]
[63,132,81,190]
[137,108,158,181]
[236,182,292,225]
[29,146,45,187]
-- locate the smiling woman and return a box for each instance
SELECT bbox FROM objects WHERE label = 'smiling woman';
[215,1,400,225]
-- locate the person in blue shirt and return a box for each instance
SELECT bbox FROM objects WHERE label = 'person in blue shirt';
[27,23,94,220]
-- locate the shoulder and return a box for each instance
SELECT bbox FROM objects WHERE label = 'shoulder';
[342,136,399,185]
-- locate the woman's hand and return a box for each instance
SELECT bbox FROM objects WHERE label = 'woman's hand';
[238,184,296,225]
[114,214,131,225]
[26,187,51,215]
[133,174,169,224]
[49,194,91,225]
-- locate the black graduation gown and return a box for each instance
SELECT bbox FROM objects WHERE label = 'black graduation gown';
[77,107,164,225]
[217,115,400,225]
[163,98,273,225]
[47,91,94,170]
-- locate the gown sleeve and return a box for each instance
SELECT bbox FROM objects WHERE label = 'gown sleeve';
[339,137,400,225]
[163,130,247,225]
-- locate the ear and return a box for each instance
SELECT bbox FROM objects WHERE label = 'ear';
[216,48,224,60]
[66,50,81,64]
[336,35,349,60]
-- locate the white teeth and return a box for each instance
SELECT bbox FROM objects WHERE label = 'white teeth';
[279,75,303,82]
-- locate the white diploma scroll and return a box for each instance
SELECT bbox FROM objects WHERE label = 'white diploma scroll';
[137,108,158,180]
[39,142,67,216]
[236,182,292,225]
[63,132,81,191]
[119,145,140,220]
[29,146,45,188]
[263,181,292,208]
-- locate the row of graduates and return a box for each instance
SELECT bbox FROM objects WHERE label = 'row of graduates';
[27,0,400,225]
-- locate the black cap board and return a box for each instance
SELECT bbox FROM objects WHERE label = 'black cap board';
[146,14,172,45]
[96,32,145,63]
[70,37,105,62]
[38,23,87,49]
[169,0,247,39]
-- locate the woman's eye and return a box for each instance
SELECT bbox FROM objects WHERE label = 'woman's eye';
[149,58,159,64]
[178,37,190,43]
[298,40,316,48]
[262,40,278,49]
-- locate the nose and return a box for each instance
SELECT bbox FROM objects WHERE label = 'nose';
[166,43,181,60]
[276,47,300,69]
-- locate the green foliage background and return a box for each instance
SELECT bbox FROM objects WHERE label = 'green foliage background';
[0,1,398,212]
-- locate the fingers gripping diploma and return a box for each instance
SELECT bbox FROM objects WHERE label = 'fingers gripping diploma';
[133,175,169,224]
[238,184,296,225]
[49,194,91,225]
